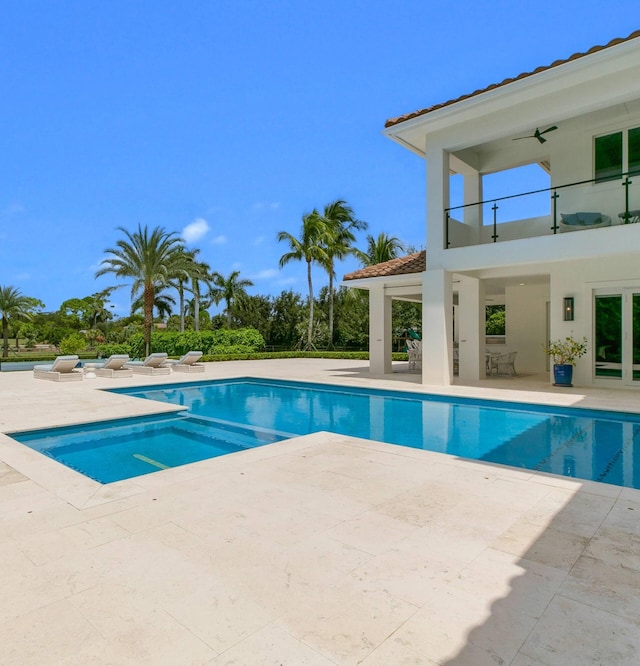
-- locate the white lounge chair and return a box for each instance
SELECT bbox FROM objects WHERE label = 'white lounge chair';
[95,354,133,378]
[165,351,205,373]
[124,352,171,375]
[33,355,83,382]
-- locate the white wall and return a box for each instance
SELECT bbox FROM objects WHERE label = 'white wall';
[504,283,549,374]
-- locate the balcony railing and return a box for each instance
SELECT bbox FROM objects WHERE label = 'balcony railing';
[444,171,639,249]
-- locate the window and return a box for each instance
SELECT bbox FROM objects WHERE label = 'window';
[595,127,640,181]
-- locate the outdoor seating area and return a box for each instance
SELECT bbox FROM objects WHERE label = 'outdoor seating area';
[32,352,206,381]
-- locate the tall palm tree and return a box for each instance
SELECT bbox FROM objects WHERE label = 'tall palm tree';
[318,199,367,347]
[277,211,329,349]
[96,225,186,356]
[209,270,254,328]
[0,286,40,356]
[171,248,211,332]
[361,233,406,266]
[190,256,213,332]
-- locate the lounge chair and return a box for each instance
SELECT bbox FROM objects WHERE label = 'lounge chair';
[124,352,171,375]
[95,354,133,378]
[489,351,517,376]
[165,351,205,373]
[33,355,83,382]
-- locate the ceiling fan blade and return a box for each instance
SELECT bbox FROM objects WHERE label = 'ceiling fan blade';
[512,135,534,141]
[537,135,547,144]
[539,125,558,135]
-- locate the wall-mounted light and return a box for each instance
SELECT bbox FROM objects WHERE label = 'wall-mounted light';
[563,297,574,321]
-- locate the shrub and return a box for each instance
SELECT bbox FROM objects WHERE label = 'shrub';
[127,329,266,358]
[96,343,131,358]
[59,333,87,355]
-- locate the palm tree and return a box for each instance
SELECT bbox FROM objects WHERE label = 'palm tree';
[318,199,367,347]
[171,248,211,332]
[189,257,213,332]
[0,286,41,356]
[96,225,186,356]
[209,270,254,328]
[277,211,329,349]
[361,233,406,266]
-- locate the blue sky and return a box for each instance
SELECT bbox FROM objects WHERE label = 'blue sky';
[0,1,636,315]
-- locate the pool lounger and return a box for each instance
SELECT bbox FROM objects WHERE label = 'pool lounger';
[124,352,171,376]
[165,351,205,373]
[95,354,134,378]
[33,355,84,382]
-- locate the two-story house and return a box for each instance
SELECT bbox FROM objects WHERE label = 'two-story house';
[345,30,640,389]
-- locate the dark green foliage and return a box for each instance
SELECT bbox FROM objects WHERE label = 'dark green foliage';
[127,329,266,358]
[485,305,506,335]
[96,343,132,358]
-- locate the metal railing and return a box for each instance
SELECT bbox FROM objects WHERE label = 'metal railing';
[444,171,638,249]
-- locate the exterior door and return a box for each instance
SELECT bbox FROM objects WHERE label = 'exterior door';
[594,290,640,385]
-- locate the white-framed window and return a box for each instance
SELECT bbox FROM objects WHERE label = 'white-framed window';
[594,126,640,181]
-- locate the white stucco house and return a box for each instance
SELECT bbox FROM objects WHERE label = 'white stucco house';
[345,30,640,389]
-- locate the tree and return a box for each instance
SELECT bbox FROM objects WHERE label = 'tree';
[361,233,406,266]
[277,211,329,349]
[317,199,367,347]
[96,225,186,356]
[0,286,42,356]
[171,248,211,332]
[209,270,254,329]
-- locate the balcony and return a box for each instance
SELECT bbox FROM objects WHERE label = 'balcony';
[444,172,640,250]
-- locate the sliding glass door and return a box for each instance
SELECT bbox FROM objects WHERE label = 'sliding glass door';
[594,290,640,384]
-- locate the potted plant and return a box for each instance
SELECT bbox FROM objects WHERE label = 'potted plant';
[544,336,587,387]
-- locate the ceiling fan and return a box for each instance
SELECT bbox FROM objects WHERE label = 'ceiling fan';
[512,125,558,144]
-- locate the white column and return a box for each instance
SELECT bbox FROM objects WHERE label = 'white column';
[421,269,453,385]
[369,285,392,375]
[426,147,449,258]
[463,172,483,245]
[457,275,485,382]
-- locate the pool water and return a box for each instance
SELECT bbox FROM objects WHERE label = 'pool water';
[9,378,640,487]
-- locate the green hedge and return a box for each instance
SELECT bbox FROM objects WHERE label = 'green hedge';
[199,351,409,362]
[126,329,266,358]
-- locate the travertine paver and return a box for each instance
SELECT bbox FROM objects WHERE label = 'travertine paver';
[0,359,639,664]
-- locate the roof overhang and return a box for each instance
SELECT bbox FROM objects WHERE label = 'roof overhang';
[384,32,640,158]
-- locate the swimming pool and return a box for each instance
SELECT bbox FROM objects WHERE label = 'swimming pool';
[9,377,640,487]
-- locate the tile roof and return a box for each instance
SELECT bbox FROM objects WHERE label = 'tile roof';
[385,30,640,129]
[343,250,426,281]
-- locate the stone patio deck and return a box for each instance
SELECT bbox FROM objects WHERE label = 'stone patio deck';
[1,359,639,665]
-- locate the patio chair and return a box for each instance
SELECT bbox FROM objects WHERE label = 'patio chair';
[165,351,205,373]
[124,352,171,375]
[95,354,133,378]
[407,340,422,371]
[33,355,83,382]
[489,351,517,376]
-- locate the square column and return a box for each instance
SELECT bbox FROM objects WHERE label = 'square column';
[457,275,486,382]
[421,269,453,385]
[463,172,483,245]
[369,285,392,375]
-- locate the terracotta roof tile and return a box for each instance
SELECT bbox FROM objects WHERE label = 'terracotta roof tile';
[385,30,640,129]
[343,250,426,281]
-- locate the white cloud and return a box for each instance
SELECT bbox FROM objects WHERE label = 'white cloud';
[252,235,265,246]
[211,235,227,245]
[252,268,278,280]
[182,217,210,244]
[231,262,243,270]
[12,272,30,281]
